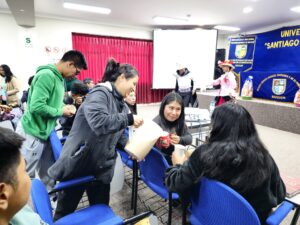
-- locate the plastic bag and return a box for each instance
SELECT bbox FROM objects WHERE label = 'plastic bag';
[241,76,253,100]
[294,89,300,107]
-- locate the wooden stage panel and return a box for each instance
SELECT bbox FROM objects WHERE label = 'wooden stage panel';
[197,91,300,134]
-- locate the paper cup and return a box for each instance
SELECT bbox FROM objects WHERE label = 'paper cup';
[66,104,77,114]
[174,144,187,157]
[159,131,170,148]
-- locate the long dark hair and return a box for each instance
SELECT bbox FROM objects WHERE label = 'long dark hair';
[0,64,14,83]
[159,92,185,135]
[102,58,138,82]
[202,103,273,192]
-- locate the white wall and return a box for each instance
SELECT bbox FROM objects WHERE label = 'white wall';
[0,13,152,91]
[1,12,234,92]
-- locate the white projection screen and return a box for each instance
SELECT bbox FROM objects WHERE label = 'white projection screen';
[153,29,217,89]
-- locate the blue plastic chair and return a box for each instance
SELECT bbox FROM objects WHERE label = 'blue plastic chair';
[190,177,294,225]
[116,127,138,213]
[139,147,180,225]
[49,130,96,189]
[31,179,154,225]
[49,130,63,161]
[31,179,123,225]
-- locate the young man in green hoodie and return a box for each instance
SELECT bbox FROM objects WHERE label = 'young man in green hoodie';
[16,50,87,189]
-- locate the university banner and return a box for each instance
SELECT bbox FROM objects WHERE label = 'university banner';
[252,25,300,71]
[240,71,300,102]
[228,36,256,73]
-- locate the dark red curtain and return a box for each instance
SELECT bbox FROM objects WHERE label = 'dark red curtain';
[72,33,171,103]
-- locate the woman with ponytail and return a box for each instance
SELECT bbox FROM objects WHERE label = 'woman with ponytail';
[49,58,144,220]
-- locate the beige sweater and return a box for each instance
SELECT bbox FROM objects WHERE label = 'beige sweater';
[6,76,20,106]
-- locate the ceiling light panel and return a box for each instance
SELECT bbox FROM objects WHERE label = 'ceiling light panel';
[153,16,189,25]
[290,6,300,13]
[63,2,111,14]
[243,7,253,14]
[214,25,240,31]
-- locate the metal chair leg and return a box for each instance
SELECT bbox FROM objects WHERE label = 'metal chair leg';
[130,161,136,209]
[182,200,187,225]
[133,160,138,215]
[168,192,172,225]
[290,207,300,225]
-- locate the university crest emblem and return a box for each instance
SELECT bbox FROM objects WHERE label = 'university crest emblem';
[235,44,247,59]
[272,79,286,95]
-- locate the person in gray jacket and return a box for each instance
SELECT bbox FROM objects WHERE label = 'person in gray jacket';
[153,92,192,164]
[48,59,143,220]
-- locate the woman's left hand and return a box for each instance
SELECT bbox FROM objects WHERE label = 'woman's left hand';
[170,133,180,145]
[171,151,187,165]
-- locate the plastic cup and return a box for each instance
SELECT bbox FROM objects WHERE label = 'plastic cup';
[174,144,186,157]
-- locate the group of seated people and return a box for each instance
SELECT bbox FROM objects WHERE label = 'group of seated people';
[0,54,287,225]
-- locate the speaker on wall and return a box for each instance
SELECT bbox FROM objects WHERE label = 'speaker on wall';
[213,49,226,89]
[214,48,226,80]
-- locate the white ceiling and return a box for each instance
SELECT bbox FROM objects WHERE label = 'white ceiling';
[1,0,300,33]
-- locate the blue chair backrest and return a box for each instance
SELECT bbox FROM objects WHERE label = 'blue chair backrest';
[190,177,261,225]
[117,148,133,169]
[30,179,54,225]
[139,147,170,197]
[49,130,62,161]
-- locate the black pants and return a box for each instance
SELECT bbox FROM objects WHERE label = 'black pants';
[179,92,192,107]
[54,180,110,221]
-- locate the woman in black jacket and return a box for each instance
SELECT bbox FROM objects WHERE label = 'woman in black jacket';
[165,103,286,224]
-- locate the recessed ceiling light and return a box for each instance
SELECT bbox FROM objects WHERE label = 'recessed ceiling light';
[19,9,25,12]
[290,6,300,13]
[214,25,240,32]
[153,16,189,25]
[243,7,253,14]
[63,2,111,15]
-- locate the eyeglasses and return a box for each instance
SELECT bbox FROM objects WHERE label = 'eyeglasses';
[75,66,81,75]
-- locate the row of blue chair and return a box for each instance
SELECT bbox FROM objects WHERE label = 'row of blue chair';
[118,146,296,225]
[29,130,154,225]
[50,129,296,225]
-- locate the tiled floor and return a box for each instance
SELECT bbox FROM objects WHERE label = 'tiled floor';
[111,167,184,225]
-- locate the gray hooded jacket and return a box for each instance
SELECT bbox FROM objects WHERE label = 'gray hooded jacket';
[48,82,131,183]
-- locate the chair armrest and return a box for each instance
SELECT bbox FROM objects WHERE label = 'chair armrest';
[266,201,294,225]
[49,175,95,194]
[123,211,155,225]
[98,216,123,225]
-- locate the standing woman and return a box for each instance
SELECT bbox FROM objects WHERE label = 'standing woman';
[212,60,237,106]
[0,65,22,127]
[174,64,195,107]
[0,65,20,106]
[153,92,192,165]
[48,59,143,220]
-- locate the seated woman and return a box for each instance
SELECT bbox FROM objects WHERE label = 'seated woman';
[124,90,137,115]
[153,92,192,165]
[165,103,286,225]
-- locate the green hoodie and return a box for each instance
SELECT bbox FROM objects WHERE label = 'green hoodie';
[21,64,64,140]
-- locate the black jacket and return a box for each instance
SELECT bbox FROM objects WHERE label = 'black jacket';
[165,144,286,224]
